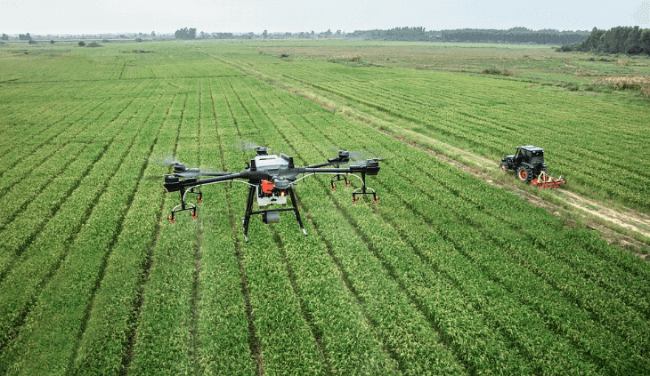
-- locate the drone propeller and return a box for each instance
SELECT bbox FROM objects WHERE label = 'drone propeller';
[349,158,383,167]
[151,156,182,167]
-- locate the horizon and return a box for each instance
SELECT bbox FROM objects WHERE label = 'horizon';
[1,0,649,36]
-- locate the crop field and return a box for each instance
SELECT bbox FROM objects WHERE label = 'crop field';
[1,40,650,375]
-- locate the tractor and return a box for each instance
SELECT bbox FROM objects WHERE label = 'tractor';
[500,145,566,188]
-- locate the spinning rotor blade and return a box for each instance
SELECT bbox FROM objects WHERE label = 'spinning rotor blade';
[151,155,181,167]
[237,141,265,151]
[349,158,382,167]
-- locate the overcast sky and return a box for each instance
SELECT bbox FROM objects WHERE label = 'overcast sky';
[2,0,649,35]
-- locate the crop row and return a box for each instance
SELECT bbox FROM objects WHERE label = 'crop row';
[69,82,189,375]
[0,81,168,374]
[0,79,161,281]
[0,79,145,174]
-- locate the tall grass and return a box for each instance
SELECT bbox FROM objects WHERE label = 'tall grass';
[594,76,650,97]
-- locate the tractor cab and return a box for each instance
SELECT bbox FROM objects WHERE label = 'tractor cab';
[514,145,545,167]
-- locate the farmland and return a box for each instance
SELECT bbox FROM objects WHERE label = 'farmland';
[1,40,650,375]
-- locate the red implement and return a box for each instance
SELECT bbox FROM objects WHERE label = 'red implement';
[531,171,567,189]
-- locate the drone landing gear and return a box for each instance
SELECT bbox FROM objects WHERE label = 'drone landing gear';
[169,187,200,223]
[242,185,306,242]
[331,174,350,191]
[352,172,379,204]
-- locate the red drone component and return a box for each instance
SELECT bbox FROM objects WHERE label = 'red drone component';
[168,215,175,223]
[261,179,274,194]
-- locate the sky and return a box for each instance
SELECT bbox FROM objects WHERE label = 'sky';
[1,0,649,35]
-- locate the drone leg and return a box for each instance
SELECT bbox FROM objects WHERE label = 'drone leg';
[289,188,307,236]
[242,185,256,242]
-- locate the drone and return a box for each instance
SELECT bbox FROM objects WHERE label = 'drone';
[162,147,381,242]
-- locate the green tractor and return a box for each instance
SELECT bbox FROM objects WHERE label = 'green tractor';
[500,145,566,188]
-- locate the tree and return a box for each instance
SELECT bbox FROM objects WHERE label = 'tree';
[78,41,85,46]
[50,40,55,44]
[151,31,156,37]
[641,30,650,54]
[18,33,31,41]
[336,30,341,36]
[625,26,643,54]
[1,34,8,41]
[262,30,268,38]
[174,27,196,40]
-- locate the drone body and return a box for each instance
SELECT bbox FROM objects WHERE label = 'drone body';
[163,147,380,242]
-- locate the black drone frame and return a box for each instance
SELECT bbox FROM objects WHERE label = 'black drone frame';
[163,149,380,242]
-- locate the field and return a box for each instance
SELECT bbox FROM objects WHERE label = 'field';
[1,40,650,375]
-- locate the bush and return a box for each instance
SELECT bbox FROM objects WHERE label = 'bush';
[78,41,85,47]
[135,38,143,42]
[482,66,513,76]
[50,40,55,44]
[28,39,37,44]
[87,42,102,48]
[102,39,109,43]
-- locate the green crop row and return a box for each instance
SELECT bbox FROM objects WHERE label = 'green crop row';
[0,79,161,280]
[0,87,170,375]
[0,79,165,370]
[70,84,187,376]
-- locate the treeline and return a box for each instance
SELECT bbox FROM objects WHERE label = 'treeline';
[559,26,650,55]
[174,27,196,40]
[346,27,590,44]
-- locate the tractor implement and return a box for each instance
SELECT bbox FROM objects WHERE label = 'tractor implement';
[531,171,567,189]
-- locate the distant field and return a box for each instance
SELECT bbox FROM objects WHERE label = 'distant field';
[257,40,650,88]
[1,40,650,375]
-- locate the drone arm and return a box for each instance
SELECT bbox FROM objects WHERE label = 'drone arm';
[164,171,249,192]
[302,167,351,174]
[305,162,331,169]
[198,171,237,177]
[302,162,379,175]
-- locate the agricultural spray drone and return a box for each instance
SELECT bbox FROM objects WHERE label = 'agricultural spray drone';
[162,147,380,242]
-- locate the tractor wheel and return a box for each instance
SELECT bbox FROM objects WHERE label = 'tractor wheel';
[517,167,532,183]
[499,163,507,172]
